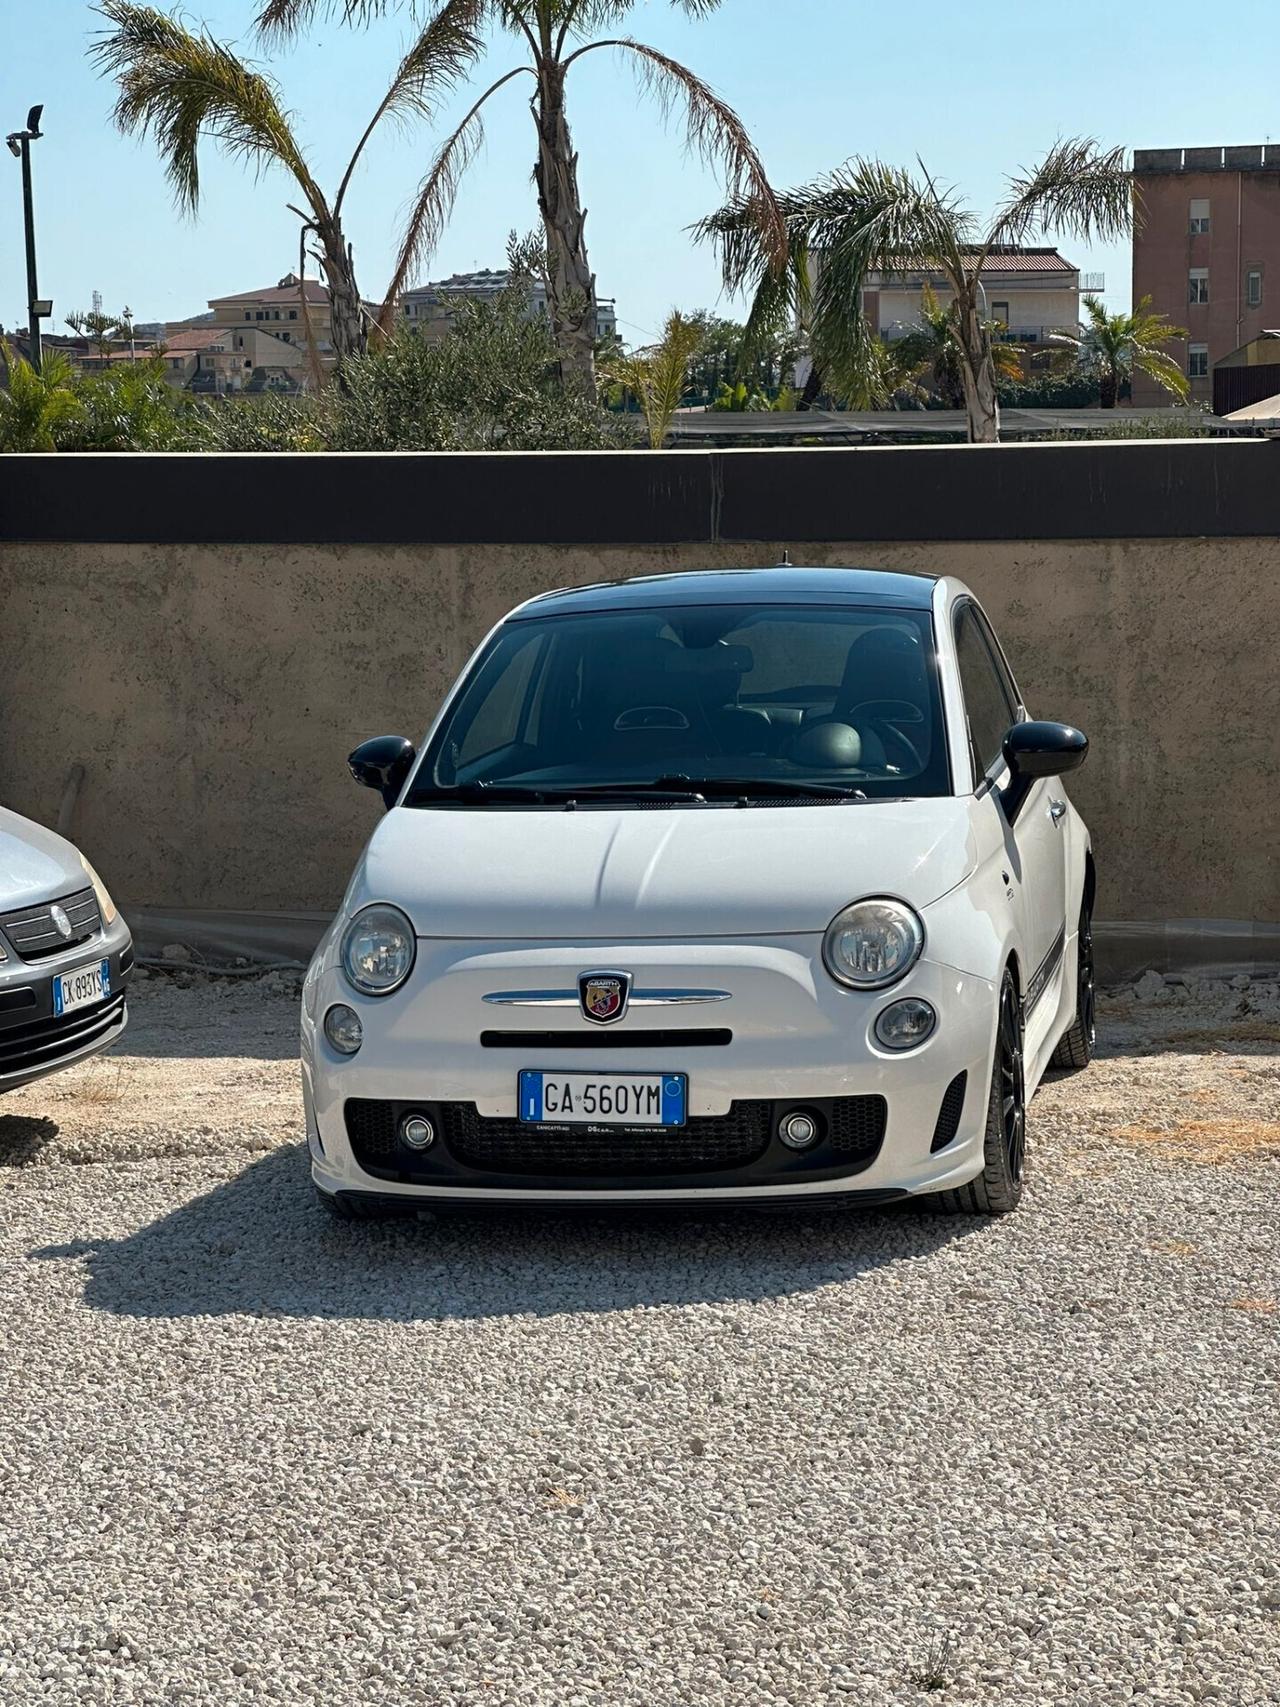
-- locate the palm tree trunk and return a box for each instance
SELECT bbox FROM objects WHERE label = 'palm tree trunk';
[533,62,597,395]
[956,299,1000,443]
[1099,363,1118,409]
[319,226,366,366]
[797,363,824,410]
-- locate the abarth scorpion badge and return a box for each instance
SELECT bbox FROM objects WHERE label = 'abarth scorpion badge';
[578,971,632,1025]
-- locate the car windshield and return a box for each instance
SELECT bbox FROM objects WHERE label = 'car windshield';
[408,601,949,806]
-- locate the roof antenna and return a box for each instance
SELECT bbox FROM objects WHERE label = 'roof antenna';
[779,549,792,566]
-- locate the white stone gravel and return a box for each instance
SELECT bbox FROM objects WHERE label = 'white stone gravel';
[0,973,1277,1705]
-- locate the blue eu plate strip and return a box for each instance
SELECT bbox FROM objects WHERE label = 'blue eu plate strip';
[519,1070,544,1123]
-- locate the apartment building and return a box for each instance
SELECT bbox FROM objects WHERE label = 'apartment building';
[1132,144,1280,406]
[399,269,618,343]
[870,248,1083,349]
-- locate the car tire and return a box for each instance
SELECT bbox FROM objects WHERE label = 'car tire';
[1050,899,1095,1072]
[932,969,1026,1216]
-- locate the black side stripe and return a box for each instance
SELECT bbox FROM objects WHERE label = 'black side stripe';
[1025,923,1067,1015]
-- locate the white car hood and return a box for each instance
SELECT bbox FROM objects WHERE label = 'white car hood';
[0,805,88,909]
[355,798,977,939]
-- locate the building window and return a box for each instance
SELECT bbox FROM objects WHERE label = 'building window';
[1189,268,1209,305]
[244,311,251,321]
[1247,269,1263,307]
[1189,198,1210,235]
[289,309,297,320]
[1188,344,1209,379]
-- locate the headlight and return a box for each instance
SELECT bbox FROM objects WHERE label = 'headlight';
[874,997,937,1051]
[823,897,924,990]
[80,854,118,926]
[340,904,416,996]
[323,1003,364,1054]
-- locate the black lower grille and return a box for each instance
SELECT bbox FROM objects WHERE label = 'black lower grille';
[0,992,126,1078]
[344,1094,888,1181]
[829,1095,890,1156]
[446,1101,773,1175]
[930,1071,968,1152]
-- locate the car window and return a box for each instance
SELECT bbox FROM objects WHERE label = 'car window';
[954,603,1018,781]
[411,602,951,804]
[970,604,1022,716]
[448,628,547,769]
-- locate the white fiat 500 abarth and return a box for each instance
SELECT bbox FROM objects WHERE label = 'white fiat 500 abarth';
[303,567,1094,1218]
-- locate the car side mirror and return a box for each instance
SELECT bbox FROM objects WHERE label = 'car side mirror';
[1000,721,1088,824]
[348,735,416,811]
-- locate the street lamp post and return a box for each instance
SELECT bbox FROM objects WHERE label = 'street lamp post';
[6,105,46,373]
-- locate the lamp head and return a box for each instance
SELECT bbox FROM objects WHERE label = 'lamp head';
[26,106,43,137]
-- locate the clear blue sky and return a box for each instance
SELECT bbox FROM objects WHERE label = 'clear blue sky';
[5,0,1280,340]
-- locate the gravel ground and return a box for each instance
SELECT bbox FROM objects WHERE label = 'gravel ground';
[0,970,1277,1706]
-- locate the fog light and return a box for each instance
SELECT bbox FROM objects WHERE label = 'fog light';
[323,1003,363,1055]
[779,1110,820,1150]
[399,1114,435,1151]
[874,997,937,1051]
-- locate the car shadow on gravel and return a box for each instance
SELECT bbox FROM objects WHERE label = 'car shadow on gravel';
[30,1144,984,1322]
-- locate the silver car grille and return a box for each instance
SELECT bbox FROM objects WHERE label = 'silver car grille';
[0,887,102,961]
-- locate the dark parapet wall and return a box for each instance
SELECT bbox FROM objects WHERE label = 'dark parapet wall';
[8,440,1280,546]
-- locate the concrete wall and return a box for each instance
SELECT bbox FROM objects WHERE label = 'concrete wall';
[1,444,1278,942]
[1,532,1276,931]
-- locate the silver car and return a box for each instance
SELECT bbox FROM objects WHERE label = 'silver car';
[0,806,133,1092]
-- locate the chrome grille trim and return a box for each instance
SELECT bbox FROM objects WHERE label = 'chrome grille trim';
[0,887,102,961]
[482,988,732,1008]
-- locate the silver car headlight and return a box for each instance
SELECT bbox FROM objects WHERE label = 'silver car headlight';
[80,853,118,926]
[340,904,416,996]
[823,898,925,990]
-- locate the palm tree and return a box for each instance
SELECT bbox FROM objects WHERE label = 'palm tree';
[602,310,701,445]
[890,283,1024,410]
[697,138,1134,443]
[255,0,785,393]
[1056,293,1189,408]
[0,345,82,451]
[91,0,481,364]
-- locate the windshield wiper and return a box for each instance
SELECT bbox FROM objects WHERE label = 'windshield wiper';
[649,774,868,801]
[414,780,706,807]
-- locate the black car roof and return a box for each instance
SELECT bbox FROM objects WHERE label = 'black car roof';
[508,565,938,620]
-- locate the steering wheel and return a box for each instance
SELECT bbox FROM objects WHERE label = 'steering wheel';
[846,698,925,771]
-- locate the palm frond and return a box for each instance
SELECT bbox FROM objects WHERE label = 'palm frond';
[92,1,321,214]
[984,136,1132,252]
[801,159,974,393]
[601,309,701,446]
[334,0,487,213]
[1132,347,1190,400]
[376,65,532,331]
[255,0,402,41]
[570,36,786,272]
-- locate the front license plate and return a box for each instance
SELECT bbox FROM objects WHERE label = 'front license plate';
[519,1070,687,1127]
[52,959,110,1017]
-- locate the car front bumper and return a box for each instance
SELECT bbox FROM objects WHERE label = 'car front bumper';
[0,915,134,1092]
[303,935,998,1205]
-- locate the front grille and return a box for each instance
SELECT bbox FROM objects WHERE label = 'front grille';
[480,1028,732,1049]
[445,1101,773,1176]
[828,1095,890,1157]
[344,1094,888,1181]
[0,991,126,1079]
[930,1071,968,1152]
[0,887,101,962]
